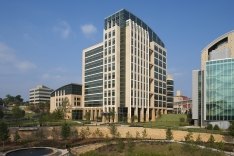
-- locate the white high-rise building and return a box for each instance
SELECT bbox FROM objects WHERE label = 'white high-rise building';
[82,9,167,122]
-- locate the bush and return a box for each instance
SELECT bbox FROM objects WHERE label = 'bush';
[206,124,213,130]
[184,132,193,142]
[180,117,185,123]
[61,122,71,140]
[207,134,215,144]
[166,128,173,140]
[228,121,234,137]
[213,125,220,130]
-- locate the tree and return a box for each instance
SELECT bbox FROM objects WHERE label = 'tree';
[0,109,4,119]
[195,134,202,144]
[228,121,234,137]
[61,98,71,119]
[206,124,213,130]
[142,129,147,139]
[84,112,91,121]
[61,122,71,140]
[0,121,9,151]
[166,128,173,140]
[14,130,20,142]
[52,109,64,120]
[12,106,25,119]
[184,132,193,142]
[108,124,118,138]
[213,125,220,130]
[109,109,115,122]
[207,134,215,145]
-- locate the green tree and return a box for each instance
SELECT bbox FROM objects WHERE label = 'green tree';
[195,134,202,144]
[109,109,115,123]
[108,124,118,138]
[135,131,140,139]
[61,98,71,119]
[0,121,9,151]
[61,122,71,140]
[184,132,193,142]
[229,121,234,137]
[84,111,91,121]
[207,124,213,130]
[14,130,20,142]
[52,109,64,120]
[142,129,147,139]
[12,106,25,119]
[166,128,173,140]
[0,109,4,119]
[213,125,220,130]
[207,134,215,145]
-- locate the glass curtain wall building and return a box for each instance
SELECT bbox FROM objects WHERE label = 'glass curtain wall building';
[82,9,167,122]
[192,30,234,128]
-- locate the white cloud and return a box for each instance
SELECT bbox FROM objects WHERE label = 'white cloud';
[53,20,72,39]
[0,42,36,72]
[81,24,97,38]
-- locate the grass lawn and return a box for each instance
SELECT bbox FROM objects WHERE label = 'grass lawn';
[81,142,225,156]
[142,114,188,128]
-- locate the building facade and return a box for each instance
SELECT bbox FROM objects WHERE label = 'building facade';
[83,9,167,123]
[166,75,174,113]
[50,83,83,120]
[192,30,234,128]
[173,90,192,114]
[29,85,53,104]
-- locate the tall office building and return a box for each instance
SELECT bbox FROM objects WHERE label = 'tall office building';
[166,75,174,113]
[83,9,167,122]
[192,30,234,128]
[29,85,53,104]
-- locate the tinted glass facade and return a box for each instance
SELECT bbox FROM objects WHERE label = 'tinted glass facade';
[105,9,164,47]
[205,59,234,120]
[84,44,103,107]
[51,84,81,97]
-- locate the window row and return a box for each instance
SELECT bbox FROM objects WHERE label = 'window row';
[104,46,115,56]
[104,63,115,72]
[104,90,115,97]
[105,38,115,47]
[104,97,115,105]
[104,55,115,64]
[104,72,115,80]
[105,30,115,39]
[104,80,115,88]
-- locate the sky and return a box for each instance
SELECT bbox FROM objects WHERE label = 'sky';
[0,0,234,101]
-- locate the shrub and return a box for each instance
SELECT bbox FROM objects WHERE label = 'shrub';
[126,131,132,138]
[135,131,140,139]
[61,122,71,140]
[142,129,147,139]
[228,121,234,137]
[213,125,220,130]
[108,124,118,138]
[14,130,20,142]
[206,124,213,130]
[166,128,173,140]
[207,134,215,144]
[195,134,202,144]
[184,132,193,142]
[180,117,185,123]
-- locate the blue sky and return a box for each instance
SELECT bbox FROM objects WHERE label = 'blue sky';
[0,0,234,100]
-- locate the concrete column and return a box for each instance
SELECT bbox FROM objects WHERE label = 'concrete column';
[146,108,149,122]
[134,107,138,122]
[151,109,156,121]
[140,108,144,122]
[128,107,131,123]
[94,109,97,121]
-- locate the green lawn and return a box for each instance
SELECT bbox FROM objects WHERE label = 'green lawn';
[142,114,188,128]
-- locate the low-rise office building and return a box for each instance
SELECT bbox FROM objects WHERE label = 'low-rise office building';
[173,91,192,114]
[50,83,83,120]
[29,85,53,104]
